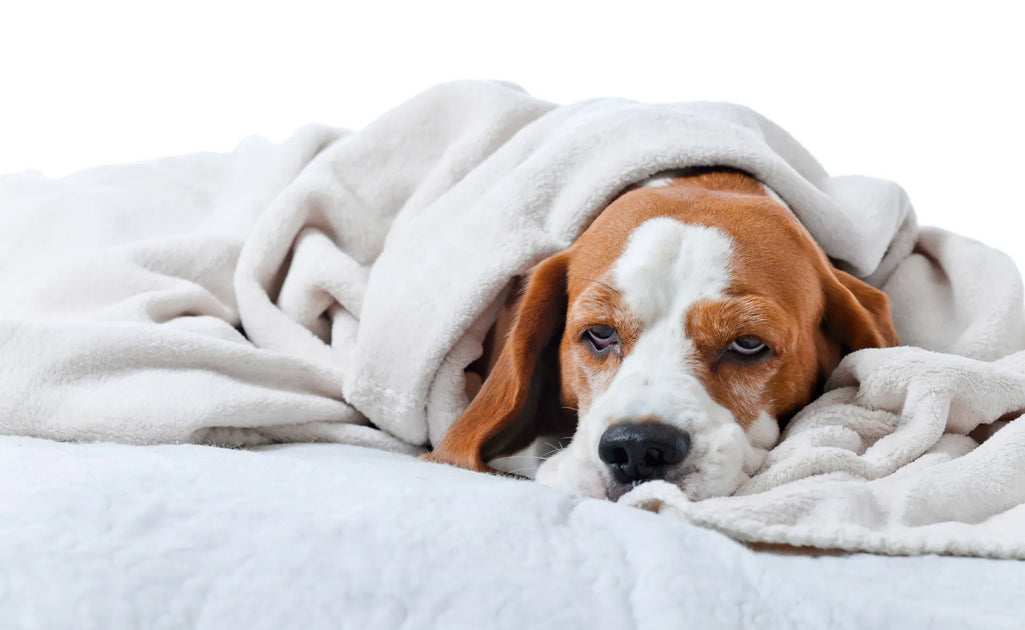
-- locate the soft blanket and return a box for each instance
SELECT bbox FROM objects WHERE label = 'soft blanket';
[2,81,1023,557]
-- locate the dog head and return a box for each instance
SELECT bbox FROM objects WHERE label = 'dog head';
[453,171,897,500]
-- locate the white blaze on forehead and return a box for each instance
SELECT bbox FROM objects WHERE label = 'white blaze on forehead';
[612,217,734,324]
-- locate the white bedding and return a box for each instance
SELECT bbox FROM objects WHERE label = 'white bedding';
[1,435,1022,629]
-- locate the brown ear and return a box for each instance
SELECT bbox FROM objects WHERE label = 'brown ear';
[822,268,899,353]
[424,252,570,472]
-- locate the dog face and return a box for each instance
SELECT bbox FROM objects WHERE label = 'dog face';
[428,171,897,501]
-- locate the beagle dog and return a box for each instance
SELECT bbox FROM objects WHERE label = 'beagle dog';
[425,169,898,501]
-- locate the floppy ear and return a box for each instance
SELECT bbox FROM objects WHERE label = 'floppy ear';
[424,252,570,472]
[820,267,899,362]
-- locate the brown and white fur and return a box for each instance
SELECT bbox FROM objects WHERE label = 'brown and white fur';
[424,170,898,501]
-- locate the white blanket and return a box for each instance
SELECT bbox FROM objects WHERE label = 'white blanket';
[2,81,1024,557]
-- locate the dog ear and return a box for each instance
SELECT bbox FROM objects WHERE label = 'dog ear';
[425,251,570,472]
[817,267,899,376]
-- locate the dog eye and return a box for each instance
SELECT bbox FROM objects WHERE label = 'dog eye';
[727,335,769,357]
[584,325,619,352]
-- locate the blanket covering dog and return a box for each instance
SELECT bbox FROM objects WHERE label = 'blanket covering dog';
[2,81,1023,558]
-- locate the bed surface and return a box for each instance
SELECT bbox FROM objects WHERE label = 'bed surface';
[2,437,1021,629]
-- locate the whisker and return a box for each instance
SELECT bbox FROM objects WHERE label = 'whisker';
[506,466,540,476]
[540,440,568,456]
[492,454,544,463]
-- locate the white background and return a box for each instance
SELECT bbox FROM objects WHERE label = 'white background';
[3,0,1023,273]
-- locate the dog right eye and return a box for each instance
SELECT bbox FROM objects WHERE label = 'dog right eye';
[584,325,619,352]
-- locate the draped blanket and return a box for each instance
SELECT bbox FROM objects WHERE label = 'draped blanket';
[2,81,1023,557]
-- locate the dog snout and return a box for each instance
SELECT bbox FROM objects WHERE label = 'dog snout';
[597,422,691,484]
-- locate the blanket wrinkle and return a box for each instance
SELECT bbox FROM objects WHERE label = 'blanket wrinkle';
[3,80,1025,557]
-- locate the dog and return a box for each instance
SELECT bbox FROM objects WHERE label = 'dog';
[424,169,898,501]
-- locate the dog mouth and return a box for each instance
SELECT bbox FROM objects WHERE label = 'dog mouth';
[603,470,671,502]
[602,462,702,502]
[606,480,647,502]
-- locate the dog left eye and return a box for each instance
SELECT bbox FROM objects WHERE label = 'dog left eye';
[727,335,768,357]
[584,325,619,352]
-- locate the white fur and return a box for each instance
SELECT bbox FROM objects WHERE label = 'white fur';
[536,218,775,500]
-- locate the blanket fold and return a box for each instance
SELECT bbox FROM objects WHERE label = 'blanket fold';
[2,80,1023,557]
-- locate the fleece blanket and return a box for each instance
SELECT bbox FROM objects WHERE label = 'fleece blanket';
[2,81,1024,557]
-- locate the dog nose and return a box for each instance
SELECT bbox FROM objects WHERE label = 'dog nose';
[598,423,691,484]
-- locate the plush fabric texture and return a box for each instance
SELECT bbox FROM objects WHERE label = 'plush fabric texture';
[2,81,1023,557]
[3,437,1023,629]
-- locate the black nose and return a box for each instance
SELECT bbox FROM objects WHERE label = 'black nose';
[598,423,691,484]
